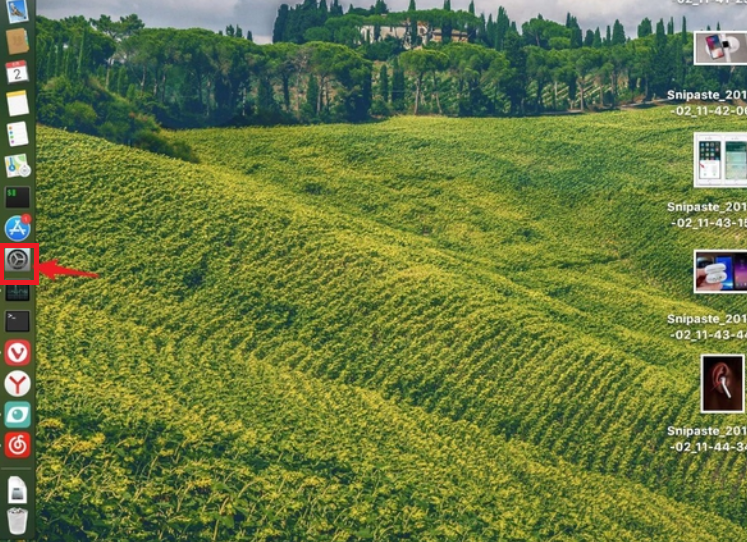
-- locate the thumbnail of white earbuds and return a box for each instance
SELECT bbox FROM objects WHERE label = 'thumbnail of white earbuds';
[720,376,732,399]
[704,263,727,284]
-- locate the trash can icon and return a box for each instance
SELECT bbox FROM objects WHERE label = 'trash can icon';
[7,507,26,535]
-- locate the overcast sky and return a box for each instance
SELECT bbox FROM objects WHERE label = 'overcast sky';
[38,0,747,45]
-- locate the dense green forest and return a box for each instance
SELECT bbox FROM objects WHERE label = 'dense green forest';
[37,1,739,154]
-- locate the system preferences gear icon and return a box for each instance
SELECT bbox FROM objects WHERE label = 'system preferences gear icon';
[4,248,29,272]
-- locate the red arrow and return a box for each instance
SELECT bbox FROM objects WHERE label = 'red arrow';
[38,260,99,281]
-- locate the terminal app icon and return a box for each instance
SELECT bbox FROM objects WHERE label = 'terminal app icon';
[5,186,29,208]
[4,310,28,332]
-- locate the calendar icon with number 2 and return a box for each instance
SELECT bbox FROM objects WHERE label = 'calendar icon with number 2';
[5,61,28,85]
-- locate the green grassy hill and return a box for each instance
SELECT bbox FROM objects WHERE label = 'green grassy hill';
[36,108,747,540]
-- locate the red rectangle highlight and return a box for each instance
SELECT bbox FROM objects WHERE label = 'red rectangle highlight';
[0,243,39,285]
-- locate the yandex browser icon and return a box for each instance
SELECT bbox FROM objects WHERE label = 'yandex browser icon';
[4,371,29,398]
[4,340,29,366]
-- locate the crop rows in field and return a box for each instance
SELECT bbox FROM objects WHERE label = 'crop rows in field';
[37,291,747,542]
[174,111,747,523]
[35,110,747,539]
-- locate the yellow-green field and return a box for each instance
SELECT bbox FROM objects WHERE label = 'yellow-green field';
[35,108,747,540]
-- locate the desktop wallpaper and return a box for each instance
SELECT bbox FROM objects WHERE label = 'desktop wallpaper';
[28,0,747,540]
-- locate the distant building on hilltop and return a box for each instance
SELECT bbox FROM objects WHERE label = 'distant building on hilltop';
[360,19,469,49]
[360,23,408,44]
[431,28,469,44]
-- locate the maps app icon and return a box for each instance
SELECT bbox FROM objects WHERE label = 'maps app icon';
[4,155,29,178]
[4,216,29,242]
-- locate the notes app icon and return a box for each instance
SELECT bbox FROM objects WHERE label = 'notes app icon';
[6,91,28,118]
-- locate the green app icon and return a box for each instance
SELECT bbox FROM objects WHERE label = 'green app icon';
[4,402,30,428]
